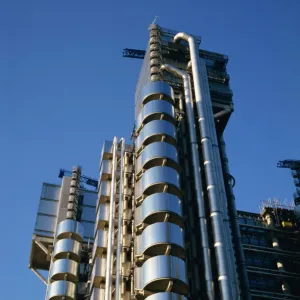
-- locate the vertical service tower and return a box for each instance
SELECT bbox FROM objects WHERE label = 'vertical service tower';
[130,24,249,300]
[47,167,84,299]
[29,25,254,300]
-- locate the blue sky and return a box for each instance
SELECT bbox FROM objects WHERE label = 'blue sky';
[1,0,299,298]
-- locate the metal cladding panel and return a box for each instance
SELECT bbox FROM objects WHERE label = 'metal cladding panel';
[142,166,180,192]
[38,199,58,215]
[135,179,142,199]
[135,222,185,256]
[53,239,81,262]
[50,259,79,283]
[136,100,175,130]
[56,219,84,242]
[95,203,109,232]
[90,257,107,289]
[99,160,112,180]
[34,183,61,237]
[136,81,174,116]
[47,280,76,300]
[92,230,108,259]
[35,215,57,235]
[97,181,111,207]
[90,288,105,300]
[42,183,61,200]
[135,193,183,226]
[135,44,151,112]
[145,293,187,300]
[135,167,181,199]
[136,142,179,173]
[100,140,113,162]
[136,120,176,151]
[135,255,187,292]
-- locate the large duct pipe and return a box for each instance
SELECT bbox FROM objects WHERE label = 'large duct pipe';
[161,64,214,300]
[105,137,118,300]
[174,32,235,300]
[219,137,251,300]
[115,138,125,299]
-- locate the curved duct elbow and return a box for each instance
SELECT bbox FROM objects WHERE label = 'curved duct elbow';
[174,32,192,44]
[161,64,186,79]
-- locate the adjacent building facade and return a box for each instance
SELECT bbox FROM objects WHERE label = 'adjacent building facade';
[29,25,300,300]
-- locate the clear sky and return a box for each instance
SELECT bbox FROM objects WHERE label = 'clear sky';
[1,0,299,298]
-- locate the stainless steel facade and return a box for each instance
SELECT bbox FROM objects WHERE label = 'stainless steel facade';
[28,24,300,300]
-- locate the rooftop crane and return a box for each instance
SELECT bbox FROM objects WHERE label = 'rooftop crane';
[58,168,98,189]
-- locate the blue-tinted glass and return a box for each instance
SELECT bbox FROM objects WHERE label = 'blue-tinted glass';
[242,237,249,244]
[253,259,261,267]
[246,257,253,265]
[238,218,246,224]
[265,260,272,268]
[249,279,257,287]
[247,219,255,226]
[250,238,258,246]
[259,239,267,247]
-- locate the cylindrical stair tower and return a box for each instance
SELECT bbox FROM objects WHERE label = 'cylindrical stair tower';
[134,81,188,299]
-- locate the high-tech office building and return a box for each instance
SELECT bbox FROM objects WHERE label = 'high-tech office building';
[29,25,300,300]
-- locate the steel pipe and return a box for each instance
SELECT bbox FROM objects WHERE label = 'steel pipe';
[220,137,251,300]
[35,240,48,255]
[161,63,214,300]
[31,268,47,285]
[115,138,125,299]
[105,137,118,300]
[174,32,235,300]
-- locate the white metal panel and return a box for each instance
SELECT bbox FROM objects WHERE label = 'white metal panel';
[38,199,58,216]
[42,184,61,200]
[35,215,56,233]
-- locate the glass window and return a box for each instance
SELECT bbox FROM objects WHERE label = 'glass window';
[253,258,263,267]
[242,237,249,244]
[259,239,267,247]
[238,217,247,224]
[246,257,253,265]
[257,280,267,289]
[249,238,259,246]
[264,259,272,268]
[247,218,255,226]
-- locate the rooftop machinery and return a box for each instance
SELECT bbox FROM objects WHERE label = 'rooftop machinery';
[238,200,300,299]
[29,24,300,300]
